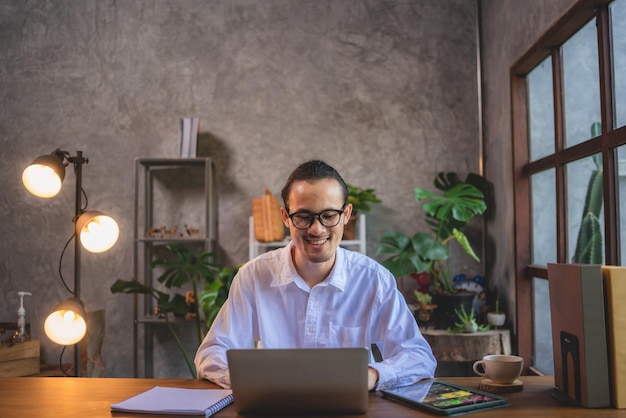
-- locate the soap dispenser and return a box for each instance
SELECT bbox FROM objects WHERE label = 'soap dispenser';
[14,291,32,343]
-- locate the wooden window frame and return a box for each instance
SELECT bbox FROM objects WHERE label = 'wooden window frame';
[511,0,625,372]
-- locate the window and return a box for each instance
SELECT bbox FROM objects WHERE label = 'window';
[511,0,626,374]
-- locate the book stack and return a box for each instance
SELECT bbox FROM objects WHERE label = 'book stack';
[547,263,626,409]
[602,266,626,409]
[547,263,610,408]
[179,117,199,158]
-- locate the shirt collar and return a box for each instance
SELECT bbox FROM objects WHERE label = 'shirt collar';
[271,243,347,291]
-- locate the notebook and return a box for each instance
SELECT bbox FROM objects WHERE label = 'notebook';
[227,347,369,415]
[110,386,233,416]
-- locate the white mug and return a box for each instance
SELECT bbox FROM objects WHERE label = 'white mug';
[472,354,523,384]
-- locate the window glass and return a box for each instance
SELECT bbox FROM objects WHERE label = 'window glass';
[612,0,626,129]
[528,57,554,161]
[531,169,556,265]
[567,154,604,263]
[533,277,553,375]
[562,20,602,147]
[617,145,626,266]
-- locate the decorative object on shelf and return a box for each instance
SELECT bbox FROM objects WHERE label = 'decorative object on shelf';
[146,224,200,239]
[453,273,487,321]
[344,184,381,240]
[414,291,437,327]
[21,149,119,377]
[487,298,506,329]
[111,244,237,378]
[179,117,199,158]
[252,189,285,242]
[447,304,490,334]
[377,172,489,330]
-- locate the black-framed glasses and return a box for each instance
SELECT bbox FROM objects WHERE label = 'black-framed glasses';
[288,208,345,230]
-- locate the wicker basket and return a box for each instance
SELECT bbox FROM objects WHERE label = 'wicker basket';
[252,189,285,242]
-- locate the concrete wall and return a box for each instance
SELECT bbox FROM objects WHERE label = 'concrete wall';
[479,0,576,333]
[0,0,479,377]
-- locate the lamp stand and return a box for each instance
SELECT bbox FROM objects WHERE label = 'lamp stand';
[70,151,87,377]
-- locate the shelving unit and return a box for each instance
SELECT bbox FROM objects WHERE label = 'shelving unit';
[248,214,367,259]
[133,158,216,377]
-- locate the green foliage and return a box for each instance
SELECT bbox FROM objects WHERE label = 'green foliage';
[199,266,237,328]
[109,280,189,317]
[110,244,237,378]
[572,124,603,265]
[347,184,381,213]
[377,172,488,291]
[414,291,433,306]
[447,304,490,333]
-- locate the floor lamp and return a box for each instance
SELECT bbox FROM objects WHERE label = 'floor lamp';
[22,149,119,376]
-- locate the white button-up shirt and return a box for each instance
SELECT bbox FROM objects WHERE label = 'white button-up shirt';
[194,243,436,389]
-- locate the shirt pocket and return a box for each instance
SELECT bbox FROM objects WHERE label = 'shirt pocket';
[328,323,365,346]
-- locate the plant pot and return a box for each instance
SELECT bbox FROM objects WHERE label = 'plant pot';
[487,312,506,327]
[414,303,437,324]
[431,292,475,330]
[464,321,478,333]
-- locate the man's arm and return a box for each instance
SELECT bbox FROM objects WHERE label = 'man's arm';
[194,268,257,388]
[368,276,437,390]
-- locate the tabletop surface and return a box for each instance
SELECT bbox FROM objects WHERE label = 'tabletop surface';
[0,375,623,417]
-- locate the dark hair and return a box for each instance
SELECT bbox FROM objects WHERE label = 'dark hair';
[281,160,348,211]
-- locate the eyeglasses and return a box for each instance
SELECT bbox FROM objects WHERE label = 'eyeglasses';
[288,208,345,230]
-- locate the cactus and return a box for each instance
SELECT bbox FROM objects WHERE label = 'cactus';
[572,122,603,264]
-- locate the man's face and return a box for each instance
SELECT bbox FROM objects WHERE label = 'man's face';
[281,178,352,269]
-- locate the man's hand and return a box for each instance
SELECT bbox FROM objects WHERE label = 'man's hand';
[368,367,379,390]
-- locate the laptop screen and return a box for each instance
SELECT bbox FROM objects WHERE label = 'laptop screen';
[227,347,369,415]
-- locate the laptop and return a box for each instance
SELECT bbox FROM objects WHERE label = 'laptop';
[227,347,369,415]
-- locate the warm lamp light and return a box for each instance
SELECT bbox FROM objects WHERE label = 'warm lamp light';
[44,298,87,345]
[22,149,118,376]
[21,151,66,198]
[76,211,120,253]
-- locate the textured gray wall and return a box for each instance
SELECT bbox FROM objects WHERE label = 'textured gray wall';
[479,0,576,330]
[0,0,479,377]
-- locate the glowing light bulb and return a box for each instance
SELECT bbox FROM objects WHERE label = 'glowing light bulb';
[78,213,120,253]
[22,164,63,198]
[63,310,76,323]
[44,307,86,345]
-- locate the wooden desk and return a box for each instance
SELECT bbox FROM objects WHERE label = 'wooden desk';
[0,375,623,417]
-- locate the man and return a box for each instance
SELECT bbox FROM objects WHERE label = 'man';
[194,160,436,390]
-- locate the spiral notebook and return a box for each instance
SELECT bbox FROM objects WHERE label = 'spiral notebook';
[110,386,233,417]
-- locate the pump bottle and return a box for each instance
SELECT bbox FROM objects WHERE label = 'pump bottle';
[14,291,32,343]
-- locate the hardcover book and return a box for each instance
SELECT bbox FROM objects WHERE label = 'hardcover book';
[602,265,626,408]
[547,263,610,408]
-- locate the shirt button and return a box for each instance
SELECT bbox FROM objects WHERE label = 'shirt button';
[308,327,315,333]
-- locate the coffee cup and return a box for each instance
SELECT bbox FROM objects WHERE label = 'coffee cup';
[472,354,523,384]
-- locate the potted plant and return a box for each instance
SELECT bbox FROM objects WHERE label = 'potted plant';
[344,183,381,240]
[110,244,236,378]
[414,290,437,325]
[376,172,489,329]
[487,298,506,328]
[448,304,490,333]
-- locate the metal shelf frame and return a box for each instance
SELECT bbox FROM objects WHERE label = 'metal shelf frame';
[132,158,216,377]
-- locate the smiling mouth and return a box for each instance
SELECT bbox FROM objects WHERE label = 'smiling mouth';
[307,237,328,246]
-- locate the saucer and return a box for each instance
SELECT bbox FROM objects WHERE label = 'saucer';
[479,378,524,393]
